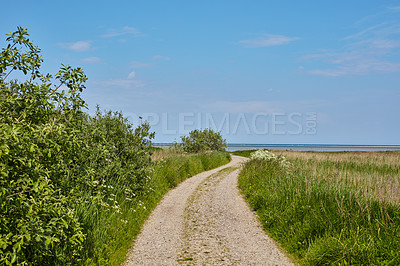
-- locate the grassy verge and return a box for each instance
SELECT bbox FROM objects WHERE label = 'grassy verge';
[235,150,400,265]
[100,151,231,265]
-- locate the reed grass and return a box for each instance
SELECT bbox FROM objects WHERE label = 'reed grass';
[150,147,186,161]
[236,150,400,265]
[274,151,400,204]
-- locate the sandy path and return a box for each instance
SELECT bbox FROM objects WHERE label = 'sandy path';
[125,155,293,265]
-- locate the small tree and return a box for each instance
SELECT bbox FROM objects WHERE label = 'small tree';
[180,129,226,153]
[0,26,88,265]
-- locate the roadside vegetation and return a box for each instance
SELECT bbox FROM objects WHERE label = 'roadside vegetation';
[0,27,230,265]
[176,128,227,153]
[235,149,400,265]
[108,149,231,265]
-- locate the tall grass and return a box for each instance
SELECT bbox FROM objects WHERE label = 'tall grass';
[86,151,231,265]
[274,151,400,204]
[150,147,187,161]
[236,150,400,265]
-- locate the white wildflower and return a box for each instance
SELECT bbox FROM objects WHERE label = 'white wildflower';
[250,149,278,161]
[250,149,292,170]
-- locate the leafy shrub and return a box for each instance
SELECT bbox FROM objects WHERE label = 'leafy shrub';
[0,27,89,265]
[0,27,154,265]
[0,26,229,266]
[179,129,226,153]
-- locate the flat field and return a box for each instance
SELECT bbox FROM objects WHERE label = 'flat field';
[235,150,400,265]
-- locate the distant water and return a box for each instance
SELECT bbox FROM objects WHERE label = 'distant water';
[154,143,400,152]
[226,144,400,152]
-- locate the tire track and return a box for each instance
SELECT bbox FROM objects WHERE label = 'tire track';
[125,155,293,265]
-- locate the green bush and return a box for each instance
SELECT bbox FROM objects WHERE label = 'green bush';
[0,27,154,265]
[0,27,89,265]
[0,27,231,265]
[71,108,154,264]
[179,129,226,153]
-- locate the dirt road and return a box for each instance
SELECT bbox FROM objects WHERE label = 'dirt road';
[125,155,293,265]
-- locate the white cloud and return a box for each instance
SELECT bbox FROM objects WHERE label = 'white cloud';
[307,52,400,76]
[102,26,141,38]
[59,41,91,52]
[306,18,400,77]
[342,23,386,40]
[152,55,171,61]
[239,34,300,48]
[370,39,400,49]
[127,71,136,79]
[389,6,400,11]
[81,57,101,63]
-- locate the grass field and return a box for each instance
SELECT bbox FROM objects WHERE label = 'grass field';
[235,149,400,265]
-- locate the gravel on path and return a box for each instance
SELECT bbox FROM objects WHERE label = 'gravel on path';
[124,155,293,265]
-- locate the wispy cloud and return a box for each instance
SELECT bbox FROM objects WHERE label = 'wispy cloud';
[306,17,400,76]
[152,55,171,61]
[309,57,400,76]
[59,41,91,52]
[307,51,400,76]
[370,39,400,49]
[102,26,141,38]
[342,23,386,40]
[239,34,300,48]
[81,56,101,63]
[127,71,136,79]
[389,6,400,11]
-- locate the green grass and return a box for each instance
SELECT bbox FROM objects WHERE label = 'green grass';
[96,151,231,265]
[237,150,400,265]
[231,149,255,158]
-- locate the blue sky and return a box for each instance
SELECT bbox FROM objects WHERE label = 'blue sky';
[2,0,400,144]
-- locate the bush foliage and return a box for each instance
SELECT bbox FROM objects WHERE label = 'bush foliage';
[0,27,154,265]
[179,129,226,153]
[0,27,233,265]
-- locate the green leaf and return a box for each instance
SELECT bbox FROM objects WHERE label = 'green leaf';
[11,254,16,264]
[61,218,69,229]
[45,237,51,248]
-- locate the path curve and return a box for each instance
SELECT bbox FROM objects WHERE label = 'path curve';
[125,155,293,265]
